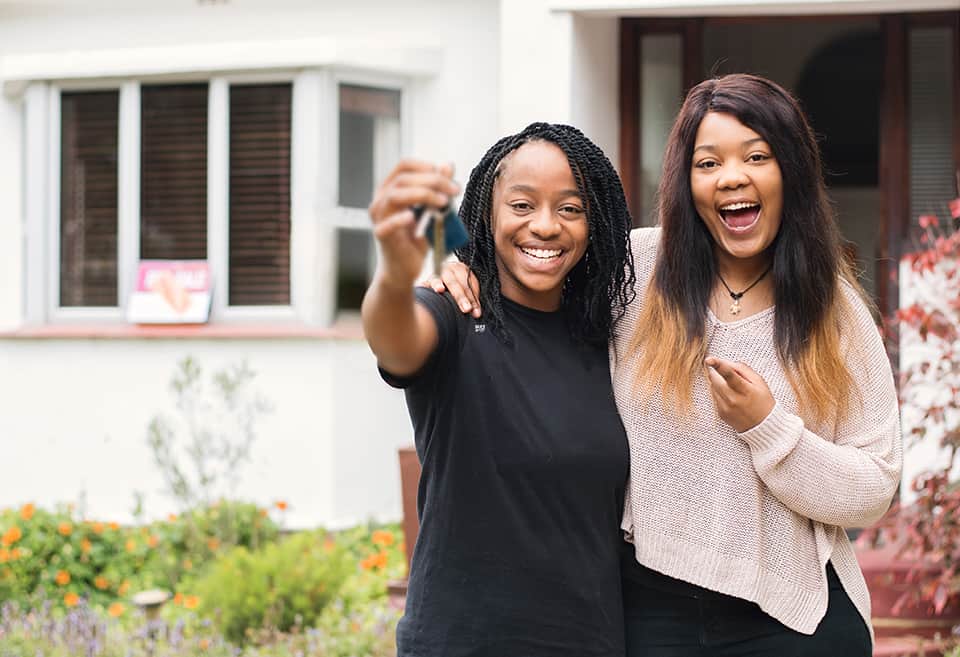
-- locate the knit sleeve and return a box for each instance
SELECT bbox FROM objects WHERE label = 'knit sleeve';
[736,286,903,529]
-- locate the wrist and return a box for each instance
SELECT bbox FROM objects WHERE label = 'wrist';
[373,270,417,296]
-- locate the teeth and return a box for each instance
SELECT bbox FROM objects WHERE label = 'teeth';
[720,202,760,211]
[521,247,562,259]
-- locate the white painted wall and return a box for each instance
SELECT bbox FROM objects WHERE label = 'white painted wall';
[571,15,621,167]
[0,0,499,527]
[0,337,412,529]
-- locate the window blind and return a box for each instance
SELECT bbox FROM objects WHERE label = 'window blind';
[60,90,119,307]
[228,83,292,306]
[909,26,956,223]
[140,83,208,260]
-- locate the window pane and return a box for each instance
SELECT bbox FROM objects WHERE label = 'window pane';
[909,26,956,223]
[338,85,401,208]
[229,83,292,306]
[141,84,208,259]
[640,34,682,227]
[60,90,119,307]
[335,228,373,311]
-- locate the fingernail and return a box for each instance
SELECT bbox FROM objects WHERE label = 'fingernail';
[460,302,471,312]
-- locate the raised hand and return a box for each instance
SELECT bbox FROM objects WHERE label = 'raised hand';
[368,160,459,289]
[704,357,776,433]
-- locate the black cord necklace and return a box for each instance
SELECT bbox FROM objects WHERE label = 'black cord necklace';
[717,264,772,316]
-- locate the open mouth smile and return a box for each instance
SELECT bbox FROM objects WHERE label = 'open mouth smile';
[520,247,563,260]
[718,201,761,233]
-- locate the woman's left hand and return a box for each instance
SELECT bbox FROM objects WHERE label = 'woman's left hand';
[705,357,776,433]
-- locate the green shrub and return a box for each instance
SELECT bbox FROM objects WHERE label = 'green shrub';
[145,501,279,590]
[0,501,279,614]
[194,530,351,644]
[331,523,406,609]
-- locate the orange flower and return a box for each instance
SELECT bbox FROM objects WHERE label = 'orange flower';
[371,530,395,547]
[19,503,35,521]
[274,500,288,511]
[323,538,336,553]
[1,526,22,546]
[81,538,92,554]
[183,595,199,610]
[258,508,268,518]
[173,592,184,606]
[94,576,109,590]
[108,522,119,531]
[57,522,72,536]
[360,552,388,571]
[198,638,210,650]
[350,621,361,633]
[107,602,125,617]
[182,559,193,571]
[147,534,159,548]
[167,514,178,522]
[64,592,80,607]
[118,580,130,596]
[125,539,136,553]
[207,538,220,551]
[55,570,71,586]
[91,522,104,535]
[0,548,8,563]
[10,548,21,560]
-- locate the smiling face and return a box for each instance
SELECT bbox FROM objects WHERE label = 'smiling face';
[491,140,589,312]
[690,111,783,273]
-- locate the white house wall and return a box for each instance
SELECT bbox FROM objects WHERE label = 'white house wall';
[0,0,500,528]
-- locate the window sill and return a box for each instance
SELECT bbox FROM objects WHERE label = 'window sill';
[0,320,365,341]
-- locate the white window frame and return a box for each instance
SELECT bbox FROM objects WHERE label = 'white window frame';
[326,70,411,320]
[214,71,298,322]
[44,73,302,323]
[27,64,415,327]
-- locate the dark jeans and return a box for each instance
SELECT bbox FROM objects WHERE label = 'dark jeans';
[621,555,871,657]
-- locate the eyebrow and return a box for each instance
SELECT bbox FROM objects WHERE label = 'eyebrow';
[693,137,768,154]
[506,184,582,198]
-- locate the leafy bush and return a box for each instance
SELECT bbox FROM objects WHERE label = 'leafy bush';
[859,196,960,620]
[0,501,279,614]
[145,501,279,591]
[332,523,406,608]
[193,531,352,644]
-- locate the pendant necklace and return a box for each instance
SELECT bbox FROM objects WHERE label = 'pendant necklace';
[717,264,772,316]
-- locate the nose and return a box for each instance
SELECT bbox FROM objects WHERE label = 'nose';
[529,207,562,239]
[717,162,749,190]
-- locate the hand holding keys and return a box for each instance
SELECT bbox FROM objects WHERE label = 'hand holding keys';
[368,159,467,287]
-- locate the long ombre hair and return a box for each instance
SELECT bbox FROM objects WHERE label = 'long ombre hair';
[630,74,864,425]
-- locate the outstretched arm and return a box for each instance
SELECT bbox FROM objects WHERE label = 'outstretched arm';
[361,160,460,377]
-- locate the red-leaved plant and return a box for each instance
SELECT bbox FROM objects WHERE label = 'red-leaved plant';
[858,189,960,620]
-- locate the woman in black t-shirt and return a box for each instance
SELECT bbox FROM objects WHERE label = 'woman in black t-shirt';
[362,123,635,657]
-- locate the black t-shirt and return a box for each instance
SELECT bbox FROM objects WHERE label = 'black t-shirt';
[381,288,629,657]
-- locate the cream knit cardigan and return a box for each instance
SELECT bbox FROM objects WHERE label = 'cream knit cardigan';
[612,227,902,637]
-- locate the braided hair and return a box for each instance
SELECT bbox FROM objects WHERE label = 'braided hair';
[456,122,635,347]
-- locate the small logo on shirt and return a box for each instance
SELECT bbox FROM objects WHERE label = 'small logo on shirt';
[474,323,486,334]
